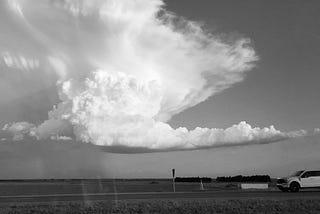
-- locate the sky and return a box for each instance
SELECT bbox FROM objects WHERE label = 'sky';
[0,0,319,178]
[167,0,320,132]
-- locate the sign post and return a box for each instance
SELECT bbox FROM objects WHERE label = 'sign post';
[172,168,176,192]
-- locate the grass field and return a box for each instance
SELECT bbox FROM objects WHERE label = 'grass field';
[0,199,320,214]
[0,179,277,196]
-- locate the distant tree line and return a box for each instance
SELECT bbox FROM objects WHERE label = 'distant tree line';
[216,175,271,183]
[174,177,212,183]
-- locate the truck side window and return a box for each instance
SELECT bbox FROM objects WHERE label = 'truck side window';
[309,171,317,177]
[301,171,311,178]
[302,171,318,178]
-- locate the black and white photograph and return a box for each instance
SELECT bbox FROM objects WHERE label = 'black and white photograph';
[0,0,320,213]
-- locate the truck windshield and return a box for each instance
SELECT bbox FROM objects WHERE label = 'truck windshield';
[290,170,304,177]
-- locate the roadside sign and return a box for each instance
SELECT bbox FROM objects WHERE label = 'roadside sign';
[172,169,175,178]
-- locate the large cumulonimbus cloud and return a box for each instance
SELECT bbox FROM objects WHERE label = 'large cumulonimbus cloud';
[0,0,309,151]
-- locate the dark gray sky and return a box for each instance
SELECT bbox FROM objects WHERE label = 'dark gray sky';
[167,0,320,132]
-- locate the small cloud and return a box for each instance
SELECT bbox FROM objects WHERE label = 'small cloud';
[2,119,74,142]
[2,121,36,141]
[50,135,73,141]
[1,52,39,71]
[314,128,320,134]
[285,129,308,138]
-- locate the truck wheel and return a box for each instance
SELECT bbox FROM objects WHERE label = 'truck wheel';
[290,182,300,192]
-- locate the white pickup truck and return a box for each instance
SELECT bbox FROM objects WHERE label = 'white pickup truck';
[277,170,320,192]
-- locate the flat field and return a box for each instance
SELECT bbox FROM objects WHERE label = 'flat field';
[0,179,244,196]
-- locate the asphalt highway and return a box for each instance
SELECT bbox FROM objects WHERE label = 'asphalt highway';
[0,191,320,203]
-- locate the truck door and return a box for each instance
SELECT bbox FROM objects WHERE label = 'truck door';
[300,171,317,188]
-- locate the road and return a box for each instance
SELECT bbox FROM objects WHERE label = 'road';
[0,191,320,203]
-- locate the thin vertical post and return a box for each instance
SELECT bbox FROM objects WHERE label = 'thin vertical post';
[172,169,176,192]
[200,179,204,190]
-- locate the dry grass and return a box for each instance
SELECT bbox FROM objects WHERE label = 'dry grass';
[0,199,320,214]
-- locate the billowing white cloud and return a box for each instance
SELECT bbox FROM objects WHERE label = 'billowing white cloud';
[1,120,309,151]
[0,0,311,152]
